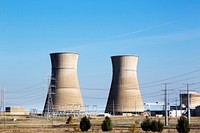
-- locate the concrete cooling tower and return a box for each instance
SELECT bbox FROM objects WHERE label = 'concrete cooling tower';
[105,55,144,115]
[43,52,84,114]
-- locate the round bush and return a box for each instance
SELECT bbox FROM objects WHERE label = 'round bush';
[101,116,113,131]
[176,116,190,133]
[80,116,91,132]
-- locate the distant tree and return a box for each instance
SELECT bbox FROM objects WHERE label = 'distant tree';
[176,116,190,133]
[101,116,113,131]
[141,117,151,133]
[80,116,91,132]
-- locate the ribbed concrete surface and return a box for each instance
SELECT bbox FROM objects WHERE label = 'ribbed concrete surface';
[105,55,144,114]
[43,53,84,113]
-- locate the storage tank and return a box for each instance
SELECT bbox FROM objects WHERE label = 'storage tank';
[43,52,84,114]
[180,92,200,109]
[105,55,144,115]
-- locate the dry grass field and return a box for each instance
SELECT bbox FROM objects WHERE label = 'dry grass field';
[0,115,200,133]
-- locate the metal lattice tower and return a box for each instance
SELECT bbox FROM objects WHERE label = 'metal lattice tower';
[43,52,84,115]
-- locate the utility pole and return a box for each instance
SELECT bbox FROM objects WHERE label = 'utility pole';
[0,88,2,117]
[0,88,3,116]
[112,100,115,116]
[175,98,178,117]
[163,83,169,126]
[180,90,182,116]
[185,83,192,124]
[1,88,5,125]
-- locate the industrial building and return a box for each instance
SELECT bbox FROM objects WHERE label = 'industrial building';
[148,92,200,117]
[43,52,84,115]
[180,92,200,109]
[5,106,25,115]
[105,55,144,115]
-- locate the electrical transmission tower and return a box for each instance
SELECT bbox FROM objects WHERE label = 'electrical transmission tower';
[46,76,56,118]
[43,76,56,126]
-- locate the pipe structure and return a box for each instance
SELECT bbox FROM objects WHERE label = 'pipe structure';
[43,52,84,114]
[105,55,144,115]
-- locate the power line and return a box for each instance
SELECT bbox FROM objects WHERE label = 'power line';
[140,75,200,89]
[171,75,200,84]
[142,91,162,95]
[6,87,45,94]
[140,83,163,89]
[83,96,107,99]
[142,94,163,99]
[6,82,45,93]
[81,87,108,91]
[140,69,200,86]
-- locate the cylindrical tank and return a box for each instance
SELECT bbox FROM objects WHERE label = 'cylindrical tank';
[43,52,84,113]
[180,92,200,109]
[105,55,144,114]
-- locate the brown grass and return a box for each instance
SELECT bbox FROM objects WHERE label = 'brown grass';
[0,115,200,133]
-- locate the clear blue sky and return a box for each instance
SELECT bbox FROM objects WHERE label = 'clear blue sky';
[1,0,200,112]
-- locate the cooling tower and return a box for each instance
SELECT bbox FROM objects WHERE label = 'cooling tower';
[105,55,144,115]
[43,52,84,114]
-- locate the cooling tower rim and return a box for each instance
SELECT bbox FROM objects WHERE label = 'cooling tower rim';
[111,55,139,58]
[50,52,79,55]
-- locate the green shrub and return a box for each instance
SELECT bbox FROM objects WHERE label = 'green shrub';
[66,116,74,124]
[141,117,151,132]
[141,117,164,133]
[101,116,113,131]
[176,116,190,133]
[80,116,91,132]
[157,120,164,133]
[150,120,158,132]
[129,124,137,133]
[150,119,164,133]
